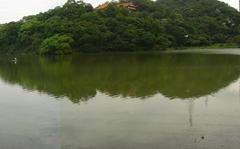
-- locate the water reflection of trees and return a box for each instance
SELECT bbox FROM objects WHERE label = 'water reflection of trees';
[0,53,240,103]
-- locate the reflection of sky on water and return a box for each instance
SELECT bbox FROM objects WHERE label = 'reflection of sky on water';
[0,74,240,149]
[59,78,240,149]
[0,79,61,149]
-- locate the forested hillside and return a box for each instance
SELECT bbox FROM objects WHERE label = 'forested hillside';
[0,0,240,54]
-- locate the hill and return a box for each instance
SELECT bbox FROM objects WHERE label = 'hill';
[0,0,240,54]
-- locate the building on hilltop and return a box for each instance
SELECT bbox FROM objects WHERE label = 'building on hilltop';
[117,2,137,10]
[96,1,137,11]
[96,1,110,10]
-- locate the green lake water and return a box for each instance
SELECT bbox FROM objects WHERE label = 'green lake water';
[1,50,240,149]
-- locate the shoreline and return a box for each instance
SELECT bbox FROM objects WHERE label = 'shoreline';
[0,44,240,56]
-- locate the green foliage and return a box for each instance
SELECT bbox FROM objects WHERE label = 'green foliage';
[0,0,239,54]
[231,35,240,46]
[40,34,74,55]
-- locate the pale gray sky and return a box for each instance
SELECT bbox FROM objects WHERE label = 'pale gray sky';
[0,0,238,23]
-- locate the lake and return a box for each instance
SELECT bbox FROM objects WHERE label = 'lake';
[1,50,240,149]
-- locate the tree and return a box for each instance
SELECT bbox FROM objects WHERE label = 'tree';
[0,0,240,54]
[40,34,74,55]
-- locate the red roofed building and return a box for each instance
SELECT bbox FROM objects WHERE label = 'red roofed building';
[96,1,137,11]
[96,2,110,10]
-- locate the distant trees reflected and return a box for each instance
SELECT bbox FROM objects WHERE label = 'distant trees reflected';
[0,53,240,103]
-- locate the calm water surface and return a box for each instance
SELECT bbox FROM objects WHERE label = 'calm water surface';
[1,50,240,149]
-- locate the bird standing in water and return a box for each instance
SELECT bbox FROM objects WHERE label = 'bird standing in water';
[12,57,17,64]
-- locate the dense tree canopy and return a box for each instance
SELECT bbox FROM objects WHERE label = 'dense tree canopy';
[0,0,239,54]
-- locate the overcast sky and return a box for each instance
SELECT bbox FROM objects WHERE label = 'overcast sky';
[0,0,238,23]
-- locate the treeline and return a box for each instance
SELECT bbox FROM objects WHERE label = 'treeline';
[0,0,240,54]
